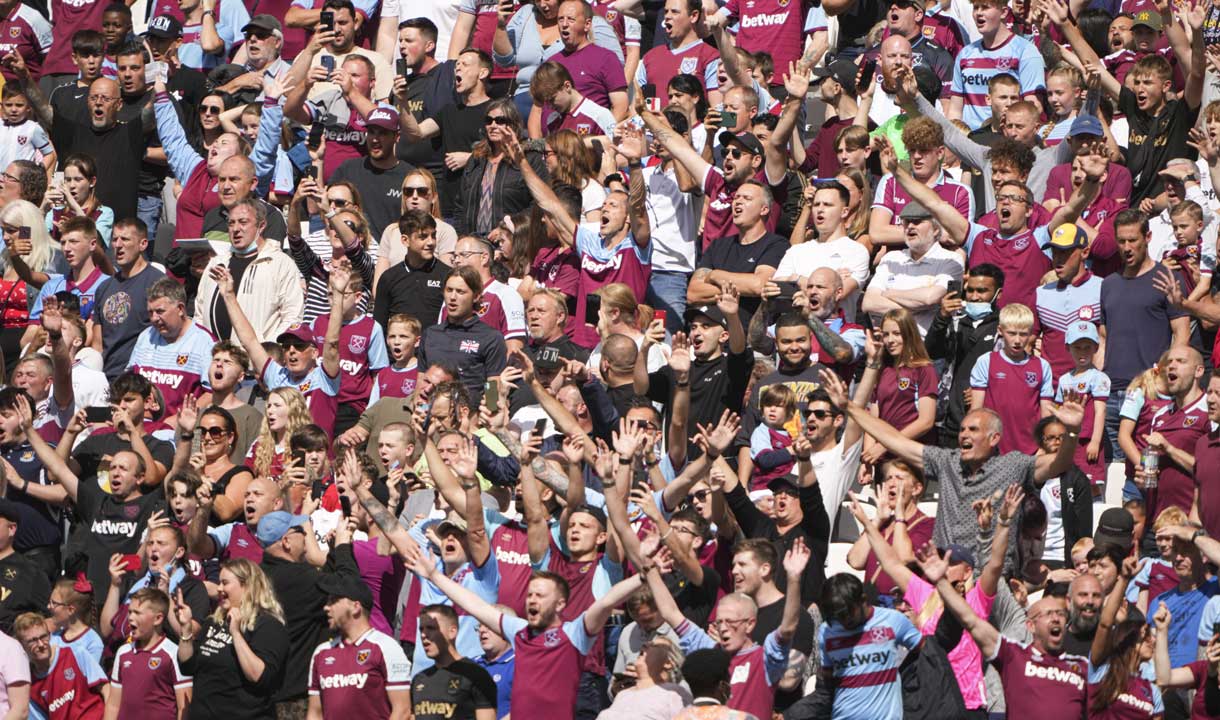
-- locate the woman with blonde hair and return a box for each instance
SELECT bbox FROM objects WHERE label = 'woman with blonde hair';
[244,387,312,480]
[175,558,288,720]
[546,129,605,224]
[586,283,670,373]
[375,169,460,283]
[850,482,1020,717]
[0,199,64,373]
[1117,349,1174,487]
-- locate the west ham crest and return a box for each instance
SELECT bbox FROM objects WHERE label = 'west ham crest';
[349,336,367,353]
[1024,371,1038,387]
[357,648,371,664]
[898,378,911,391]
[680,57,697,74]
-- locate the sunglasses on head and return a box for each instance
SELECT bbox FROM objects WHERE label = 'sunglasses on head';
[484,115,511,126]
[402,185,430,197]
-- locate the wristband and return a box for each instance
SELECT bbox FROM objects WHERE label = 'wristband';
[179,432,194,441]
[893,518,906,524]
[202,9,214,15]
[618,457,633,466]
[1193,528,1209,542]
[997,518,1012,527]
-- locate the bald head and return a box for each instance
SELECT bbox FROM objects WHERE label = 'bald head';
[717,592,758,619]
[879,34,914,88]
[602,333,639,375]
[88,78,122,129]
[810,267,843,293]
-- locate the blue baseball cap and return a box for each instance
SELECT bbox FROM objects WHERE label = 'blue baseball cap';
[256,511,310,547]
[1069,114,1103,138]
[941,543,977,569]
[1066,321,1100,346]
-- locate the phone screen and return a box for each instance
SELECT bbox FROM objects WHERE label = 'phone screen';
[85,406,112,424]
[485,379,500,414]
[654,309,667,326]
[584,293,602,327]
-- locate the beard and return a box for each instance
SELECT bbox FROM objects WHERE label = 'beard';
[1069,607,1099,633]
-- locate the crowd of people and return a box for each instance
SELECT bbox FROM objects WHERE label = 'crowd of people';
[0,0,1220,716]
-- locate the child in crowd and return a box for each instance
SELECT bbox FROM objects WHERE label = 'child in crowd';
[749,384,798,490]
[1071,536,1094,574]
[1055,321,1110,491]
[1162,201,1213,299]
[970,303,1054,455]
[370,313,421,404]
[107,588,191,719]
[1128,505,1189,613]
[0,84,55,176]
[47,575,103,664]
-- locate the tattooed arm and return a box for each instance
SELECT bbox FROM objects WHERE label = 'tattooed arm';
[748,298,776,356]
[355,482,419,559]
[808,316,855,365]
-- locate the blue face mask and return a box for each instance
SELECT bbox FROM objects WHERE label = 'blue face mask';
[964,301,992,320]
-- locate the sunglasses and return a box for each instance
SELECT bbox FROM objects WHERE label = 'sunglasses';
[245,30,272,40]
[199,425,229,438]
[690,490,710,502]
[402,186,430,197]
[200,106,223,115]
[327,198,350,207]
[484,115,511,126]
[807,409,834,420]
[725,147,746,159]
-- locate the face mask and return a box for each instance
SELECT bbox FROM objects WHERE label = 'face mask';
[964,301,992,320]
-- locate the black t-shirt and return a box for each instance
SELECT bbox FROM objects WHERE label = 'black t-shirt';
[330,158,415,238]
[744,362,830,436]
[0,551,51,633]
[74,430,175,487]
[1120,86,1200,203]
[666,563,721,629]
[167,67,209,146]
[372,258,451,333]
[118,89,167,197]
[51,114,146,222]
[697,232,789,328]
[180,613,289,720]
[75,481,166,597]
[94,265,167,378]
[411,658,497,720]
[49,82,89,125]
[434,99,491,215]
[398,60,457,172]
[647,348,755,435]
[2,441,60,550]
[751,595,817,709]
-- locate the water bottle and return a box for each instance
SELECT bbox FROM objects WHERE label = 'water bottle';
[1141,447,1160,490]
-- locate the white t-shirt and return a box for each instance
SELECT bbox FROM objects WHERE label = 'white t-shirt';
[867,244,964,336]
[386,0,463,58]
[1040,476,1065,562]
[812,437,864,541]
[642,163,697,274]
[774,236,871,323]
[580,178,607,222]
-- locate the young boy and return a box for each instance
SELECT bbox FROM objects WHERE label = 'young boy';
[1055,321,1111,491]
[749,383,797,490]
[1127,505,1188,609]
[970,303,1054,455]
[0,84,54,177]
[1161,201,1214,299]
[310,270,387,435]
[370,313,420,405]
[106,588,191,720]
[47,29,106,117]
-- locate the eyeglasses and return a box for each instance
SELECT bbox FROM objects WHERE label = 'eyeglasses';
[484,115,511,126]
[996,193,1028,204]
[402,186,430,197]
[454,250,488,259]
[88,95,117,103]
[200,106,223,115]
[1031,609,1069,620]
[47,599,73,609]
[712,617,749,629]
[199,425,230,438]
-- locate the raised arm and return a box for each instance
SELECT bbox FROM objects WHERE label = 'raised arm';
[208,263,271,373]
[405,543,505,633]
[1092,555,1142,664]
[517,433,553,564]
[1047,153,1105,227]
[19,395,80,501]
[777,537,811,645]
[505,134,577,244]
[321,265,346,378]
[1033,394,1085,483]
[822,368,925,470]
[1047,0,1122,99]
[583,573,645,635]
[915,542,1000,658]
[846,492,914,592]
[766,62,813,184]
[638,96,713,184]
[980,484,1022,596]
[878,137,970,245]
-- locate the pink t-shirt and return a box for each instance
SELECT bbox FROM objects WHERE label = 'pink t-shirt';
[904,575,995,710]
[0,631,30,717]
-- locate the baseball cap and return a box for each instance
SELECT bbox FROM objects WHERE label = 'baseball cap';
[811,59,858,95]
[435,510,469,537]
[717,131,765,157]
[898,201,933,221]
[1065,321,1100,346]
[0,499,20,523]
[146,15,183,39]
[569,503,607,528]
[256,511,310,547]
[1049,223,1089,250]
[276,323,314,347]
[941,543,977,569]
[242,14,282,35]
[317,572,374,609]
[767,477,800,496]
[1069,114,1104,138]
[683,303,728,329]
[365,106,400,132]
[1094,508,1135,551]
[1132,9,1163,30]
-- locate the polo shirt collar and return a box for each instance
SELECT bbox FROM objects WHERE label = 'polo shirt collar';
[1057,270,1094,290]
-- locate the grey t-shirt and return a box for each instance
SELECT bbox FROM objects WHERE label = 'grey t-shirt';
[923,446,1033,571]
[94,265,166,379]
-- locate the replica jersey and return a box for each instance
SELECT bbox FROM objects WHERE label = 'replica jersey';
[308,628,411,719]
[817,607,922,720]
[950,34,1046,130]
[127,321,215,417]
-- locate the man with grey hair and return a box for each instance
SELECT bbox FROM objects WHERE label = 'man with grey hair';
[862,201,964,337]
[194,198,304,342]
[200,155,287,241]
[820,366,1086,571]
[214,15,291,99]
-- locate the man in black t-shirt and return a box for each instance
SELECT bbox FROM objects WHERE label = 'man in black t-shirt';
[412,604,498,720]
[330,106,414,238]
[61,373,174,493]
[687,181,789,329]
[0,499,51,633]
[373,210,452,333]
[394,18,457,179]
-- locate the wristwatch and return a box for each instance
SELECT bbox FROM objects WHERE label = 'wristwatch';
[1193,528,1209,542]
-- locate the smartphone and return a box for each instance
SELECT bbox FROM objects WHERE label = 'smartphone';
[947,279,962,296]
[654,309,667,326]
[307,123,325,150]
[858,58,878,93]
[304,164,318,180]
[319,10,334,32]
[396,57,408,77]
[584,292,602,327]
[534,418,548,436]
[642,82,660,112]
[485,379,500,414]
[320,55,336,75]
[85,406,112,424]
[18,226,30,240]
[720,110,737,130]
[291,449,307,466]
[775,280,801,299]
[121,554,142,573]
[339,494,352,516]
